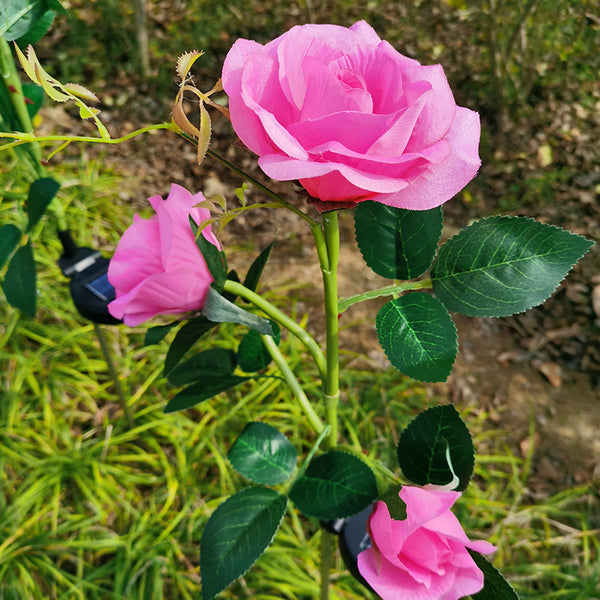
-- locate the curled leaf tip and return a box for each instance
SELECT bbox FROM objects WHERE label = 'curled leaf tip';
[176,50,204,81]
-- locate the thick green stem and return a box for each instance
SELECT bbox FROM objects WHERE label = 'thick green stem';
[261,334,324,435]
[223,280,327,381]
[320,212,340,450]
[313,211,341,600]
[338,278,433,313]
[320,530,333,600]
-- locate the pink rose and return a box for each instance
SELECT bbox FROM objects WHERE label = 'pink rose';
[357,486,496,600]
[108,184,218,326]
[222,21,480,210]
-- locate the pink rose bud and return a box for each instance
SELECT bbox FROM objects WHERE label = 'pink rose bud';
[222,21,481,211]
[108,184,219,326]
[357,486,496,600]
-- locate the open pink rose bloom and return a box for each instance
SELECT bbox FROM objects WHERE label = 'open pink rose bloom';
[222,21,481,210]
[357,486,496,600]
[108,184,218,326]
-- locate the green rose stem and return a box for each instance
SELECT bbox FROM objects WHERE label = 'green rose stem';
[222,280,327,381]
[260,334,324,435]
[338,278,433,313]
[311,211,341,600]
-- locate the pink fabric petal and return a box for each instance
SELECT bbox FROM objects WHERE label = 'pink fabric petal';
[404,64,457,149]
[330,45,409,114]
[107,215,162,292]
[349,20,383,46]
[275,27,343,109]
[374,107,481,210]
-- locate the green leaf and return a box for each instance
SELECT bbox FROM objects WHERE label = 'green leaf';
[2,240,36,316]
[163,316,216,376]
[469,550,520,599]
[237,322,280,372]
[163,374,250,413]
[0,224,21,269]
[376,293,457,382]
[202,286,275,337]
[397,404,474,491]
[289,451,378,520]
[26,177,60,232]
[22,83,44,119]
[431,216,593,317]
[355,201,443,279]
[243,241,275,293]
[2,0,46,40]
[190,216,227,290]
[15,8,53,45]
[144,322,177,346]
[201,487,286,600]
[167,348,237,386]
[228,422,297,485]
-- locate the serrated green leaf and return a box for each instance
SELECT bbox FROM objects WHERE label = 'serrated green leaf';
[163,316,216,376]
[26,177,60,232]
[432,216,593,317]
[201,487,286,600]
[469,550,520,599]
[397,404,474,491]
[167,348,237,386]
[144,322,177,346]
[243,241,275,293]
[203,286,275,336]
[164,374,250,413]
[237,323,280,372]
[228,422,297,485]
[2,240,36,316]
[376,293,457,382]
[190,216,227,290]
[0,224,21,269]
[289,451,378,520]
[354,201,443,279]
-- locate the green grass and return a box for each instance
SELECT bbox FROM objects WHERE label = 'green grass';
[1,152,599,599]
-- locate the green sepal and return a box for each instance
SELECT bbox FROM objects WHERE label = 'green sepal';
[201,487,287,600]
[228,422,297,485]
[432,216,593,317]
[190,216,227,291]
[202,286,275,337]
[355,201,443,279]
[26,177,60,232]
[397,404,474,491]
[2,240,36,316]
[289,451,378,520]
[376,293,457,383]
[163,374,251,413]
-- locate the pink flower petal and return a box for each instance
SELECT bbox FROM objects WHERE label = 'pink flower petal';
[373,107,481,210]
